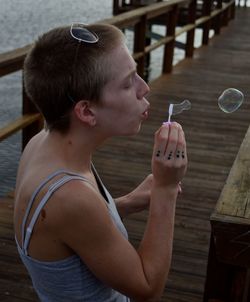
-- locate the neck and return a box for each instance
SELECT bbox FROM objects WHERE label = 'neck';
[44,126,105,173]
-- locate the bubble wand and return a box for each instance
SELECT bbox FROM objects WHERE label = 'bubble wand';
[166,99,191,123]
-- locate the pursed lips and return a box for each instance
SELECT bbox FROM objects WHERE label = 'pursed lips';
[142,105,150,120]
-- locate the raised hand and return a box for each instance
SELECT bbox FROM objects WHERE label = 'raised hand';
[152,122,187,189]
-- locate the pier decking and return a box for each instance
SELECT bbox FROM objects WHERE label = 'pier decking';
[0,6,250,302]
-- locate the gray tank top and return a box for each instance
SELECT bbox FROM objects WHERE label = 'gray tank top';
[16,166,130,302]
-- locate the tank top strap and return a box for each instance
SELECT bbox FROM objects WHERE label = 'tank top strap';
[91,164,110,203]
[21,169,70,247]
[22,172,94,255]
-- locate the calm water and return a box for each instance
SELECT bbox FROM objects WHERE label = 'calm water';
[0,0,114,53]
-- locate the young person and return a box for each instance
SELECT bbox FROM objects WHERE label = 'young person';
[14,23,187,301]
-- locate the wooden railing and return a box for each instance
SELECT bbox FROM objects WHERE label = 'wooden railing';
[0,0,235,149]
[204,124,250,301]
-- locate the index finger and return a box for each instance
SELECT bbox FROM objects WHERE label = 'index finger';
[153,123,170,158]
[164,122,180,156]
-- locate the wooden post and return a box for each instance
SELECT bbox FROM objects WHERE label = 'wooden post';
[214,0,223,35]
[113,0,119,15]
[185,0,197,58]
[243,269,250,302]
[145,23,152,81]
[222,5,230,26]
[204,235,249,302]
[163,5,178,73]
[134,16,147,78]
[203,233,234,301]
[22,72,43,150]
[230,1,236,20]
[202,0,212,45]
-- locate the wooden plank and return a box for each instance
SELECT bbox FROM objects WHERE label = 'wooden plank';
[195,15,211,26]
[175,24,196,37]
[132,51,144,60]
[145,36,174,53]
[214,125,250,220]
[0,113,41,142]
[0,44,32,77]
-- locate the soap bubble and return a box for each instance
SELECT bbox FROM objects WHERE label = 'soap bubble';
[167,100,191,122]
[218,88,244,113]
[172,100,191,115]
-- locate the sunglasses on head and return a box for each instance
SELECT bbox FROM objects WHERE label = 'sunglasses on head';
[67,23,99,105]
[70,22,99,44]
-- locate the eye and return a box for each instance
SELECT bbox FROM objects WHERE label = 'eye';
[124,77,133,89]
[123,72,137,89]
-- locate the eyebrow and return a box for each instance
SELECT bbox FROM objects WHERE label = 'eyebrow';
[123,63,137,81]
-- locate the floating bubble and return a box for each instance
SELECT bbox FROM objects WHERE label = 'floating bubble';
[218,88,244,113]
[167,100,191,123]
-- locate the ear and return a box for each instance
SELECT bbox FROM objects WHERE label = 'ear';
[73,101,96,126]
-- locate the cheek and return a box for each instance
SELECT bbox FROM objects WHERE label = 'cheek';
[108,100,131,117]
[100,88,137,121]
[116,104,135,122]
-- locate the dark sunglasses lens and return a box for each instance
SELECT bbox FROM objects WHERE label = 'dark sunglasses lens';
[72,27,98,42]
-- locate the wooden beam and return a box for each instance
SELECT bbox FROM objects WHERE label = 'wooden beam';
[214,126,250,220]
[175,24,196,37]
[145,36,174,53]
[0,113,41,142]
[0,44,32,77]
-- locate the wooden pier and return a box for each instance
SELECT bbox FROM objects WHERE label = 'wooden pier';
[0,1,250,301]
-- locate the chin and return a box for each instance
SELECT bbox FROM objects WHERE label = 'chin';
[124,124,142,136]
[112,121,142,137]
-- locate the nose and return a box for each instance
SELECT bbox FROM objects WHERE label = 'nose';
[137,75,150,99]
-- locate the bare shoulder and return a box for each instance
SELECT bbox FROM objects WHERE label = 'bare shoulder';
[54,178,109,227]
[16,130,47,183]
[51,176,122,245]
[22,130,46,158]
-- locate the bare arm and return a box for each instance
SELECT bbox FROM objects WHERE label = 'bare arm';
[115,174,153,218]
[60,122,187,301]
[115,175,183,219]
[136,122,187,298]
